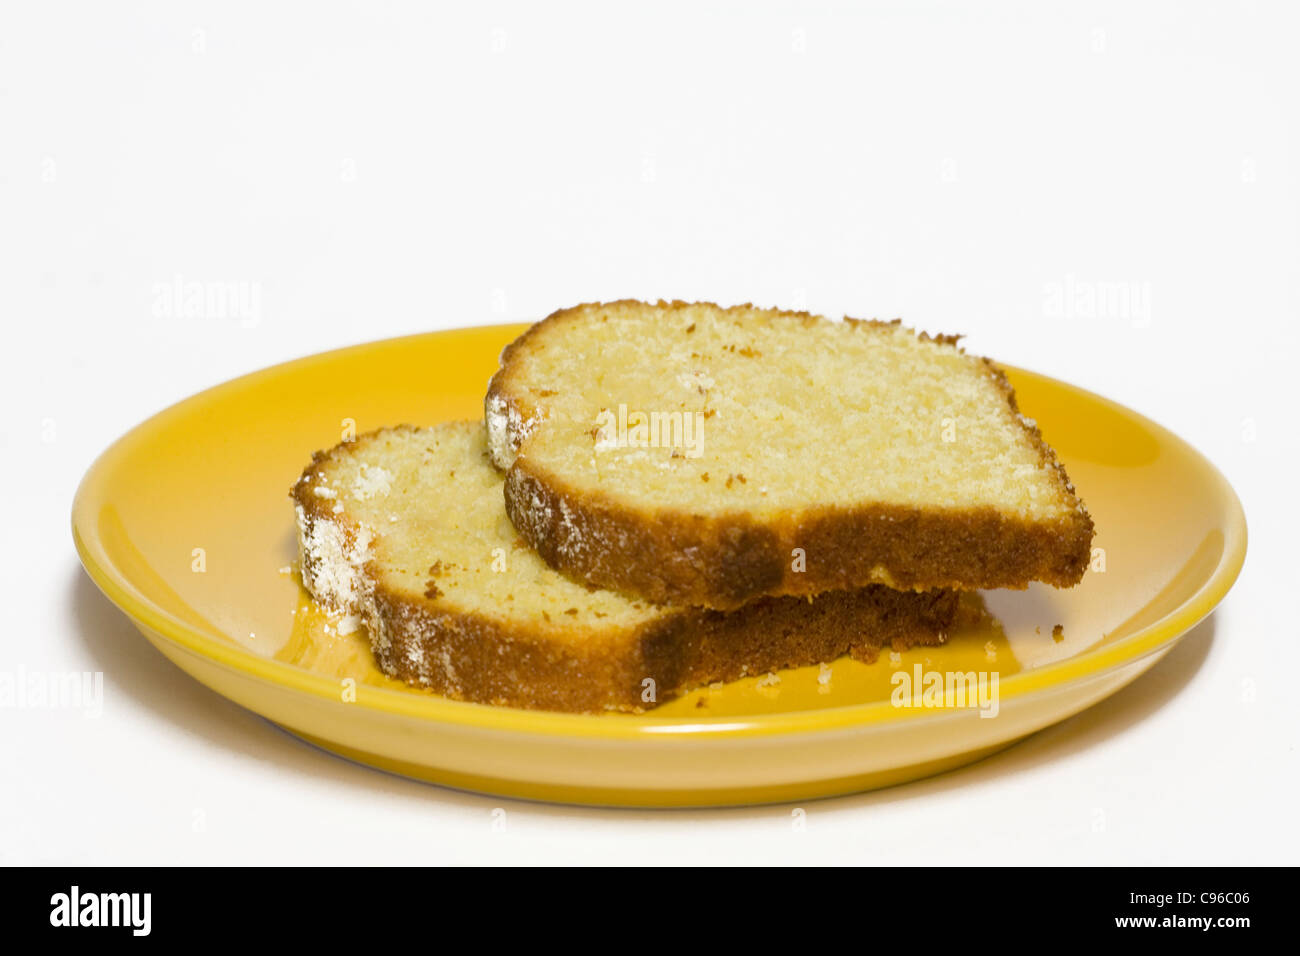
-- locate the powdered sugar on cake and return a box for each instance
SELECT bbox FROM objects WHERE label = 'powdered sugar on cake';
[485,390,541,471]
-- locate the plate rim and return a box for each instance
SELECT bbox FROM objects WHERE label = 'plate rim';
[71,326,1248,742]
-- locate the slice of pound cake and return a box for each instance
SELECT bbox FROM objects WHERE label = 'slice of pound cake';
[290,422,959,713]
[486,300,1094,610]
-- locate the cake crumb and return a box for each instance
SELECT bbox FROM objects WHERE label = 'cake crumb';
[352,464,393,501]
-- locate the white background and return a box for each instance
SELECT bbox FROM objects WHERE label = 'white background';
[2,1,1296,864]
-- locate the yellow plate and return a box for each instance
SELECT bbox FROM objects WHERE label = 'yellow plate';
[72,324,1247,807]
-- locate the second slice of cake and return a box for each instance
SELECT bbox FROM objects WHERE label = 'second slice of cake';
[291,422,958,713]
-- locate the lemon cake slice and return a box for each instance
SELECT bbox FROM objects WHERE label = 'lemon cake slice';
[290,422,958,713]
[486,300,1094,610]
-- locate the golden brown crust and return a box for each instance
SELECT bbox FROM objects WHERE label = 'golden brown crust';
[490,300,1095,610]
[371,577,956,713]
[505,461,1092,609]
[290,427,959,714]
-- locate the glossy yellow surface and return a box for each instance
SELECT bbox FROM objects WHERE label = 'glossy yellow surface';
[72,325,1247,806]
